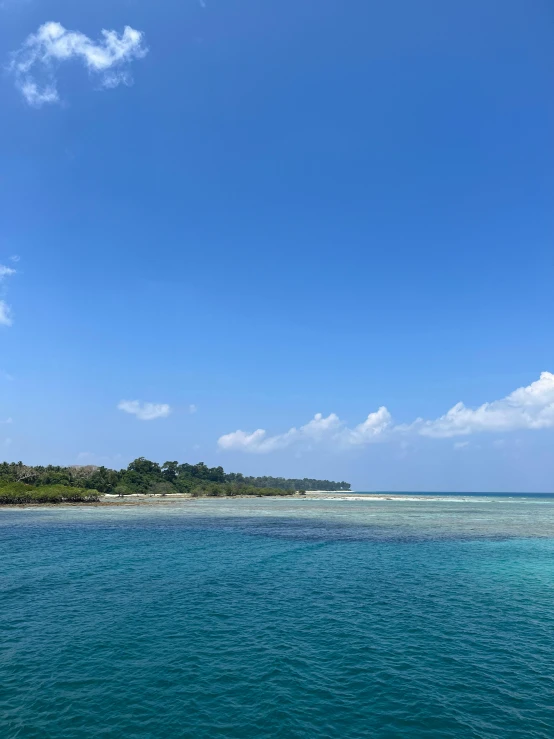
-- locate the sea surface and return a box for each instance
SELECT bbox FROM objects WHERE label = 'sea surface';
[1,495,554,738]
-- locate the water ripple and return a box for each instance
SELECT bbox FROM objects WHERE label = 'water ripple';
[1,499,554,738]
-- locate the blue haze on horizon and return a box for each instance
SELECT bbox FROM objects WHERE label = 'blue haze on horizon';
[0,0,553,491]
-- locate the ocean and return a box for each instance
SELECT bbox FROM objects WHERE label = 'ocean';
[1,495,553,738]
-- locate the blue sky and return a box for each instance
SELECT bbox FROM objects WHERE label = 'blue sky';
[1,0,553,491]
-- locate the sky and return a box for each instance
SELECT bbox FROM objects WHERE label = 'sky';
[0,0,553,491]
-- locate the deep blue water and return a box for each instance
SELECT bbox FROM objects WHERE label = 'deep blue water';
[358,492,554,499]
[2,497,554,738]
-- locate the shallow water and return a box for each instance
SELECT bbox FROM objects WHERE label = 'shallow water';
[1,497,554,738]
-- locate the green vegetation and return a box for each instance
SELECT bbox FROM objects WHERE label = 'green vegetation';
[0,459,350,501]
[188,483,297,498]
[227,475,350,491]
[0,483,100,505]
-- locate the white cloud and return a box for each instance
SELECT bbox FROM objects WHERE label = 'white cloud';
[341,407,392,446]
[453,441,470,450]
[218,428,269,453]
[302,412,342,436]
[417,372,554,438]
[218,413,342,454]
[117,400,171,421]
[9,21,148,106]
[217,409,389,454]
[218,372,554,453]
[189,404,197,414]
[0,301,13,326]
[0,263,16,326]
[0,265,16,280]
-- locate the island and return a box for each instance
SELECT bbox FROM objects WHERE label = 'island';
[0,458,351,505]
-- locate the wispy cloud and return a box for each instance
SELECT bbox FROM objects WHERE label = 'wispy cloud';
[218,372,554,453]
[0,0,31,9]
[8,21,148,106]
[0,262,16,326]
[0,301,13,326]
[117,400,171,421]
[0,266,16,279]
[189,404,197,414]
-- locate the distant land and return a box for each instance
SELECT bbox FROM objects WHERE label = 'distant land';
[0,459,351,504]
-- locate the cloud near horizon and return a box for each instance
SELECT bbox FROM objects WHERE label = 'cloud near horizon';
[9,21,148,106]
[117,400,171,421]
[218,372,554,453]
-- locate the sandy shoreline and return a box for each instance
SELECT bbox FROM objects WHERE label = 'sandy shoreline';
[0,491,456,509]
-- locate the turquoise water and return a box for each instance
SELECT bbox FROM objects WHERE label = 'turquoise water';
[2,497,554,738]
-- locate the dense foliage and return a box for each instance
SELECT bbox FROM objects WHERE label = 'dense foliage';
[231,475,351,491]
[0,459,351,496]
[0,483,100,505]
[186,484,295,498]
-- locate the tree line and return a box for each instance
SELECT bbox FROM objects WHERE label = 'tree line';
[0,459,351,498]
[0,483,100,505]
